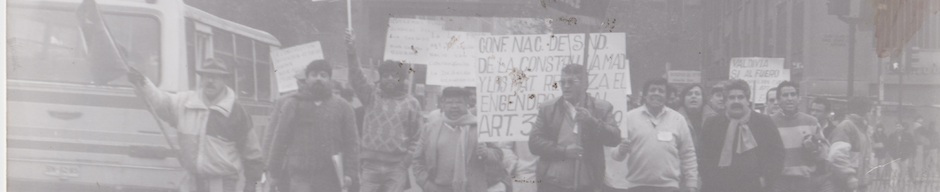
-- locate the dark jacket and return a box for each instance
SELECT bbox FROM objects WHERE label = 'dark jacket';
[699,112,784,192]
[263,93,360,190]
[528,96,621,188]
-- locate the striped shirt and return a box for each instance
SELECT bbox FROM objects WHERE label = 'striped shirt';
[770,112,820,178]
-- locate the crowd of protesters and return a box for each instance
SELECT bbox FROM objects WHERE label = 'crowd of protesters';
[126,30,938,192]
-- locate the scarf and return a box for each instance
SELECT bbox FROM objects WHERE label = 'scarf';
[443,112,475,192]
[719,110,758,167]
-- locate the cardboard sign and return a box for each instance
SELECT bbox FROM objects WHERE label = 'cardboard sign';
[383,18,445,64]
[425,32,490,86]
[729,57,790,104]
[270,41,324,93]
[667,70,702,84]
[476,33,630,142]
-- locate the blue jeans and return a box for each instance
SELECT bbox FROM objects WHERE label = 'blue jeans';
[360,160,408,192]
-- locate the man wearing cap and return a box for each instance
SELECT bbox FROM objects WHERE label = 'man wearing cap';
[263,60,360,192]
[413,87,506,192]
[127,58,263,192]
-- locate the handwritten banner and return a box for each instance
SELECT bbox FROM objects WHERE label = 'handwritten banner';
[476,33,630,142]
[667,70,702,84]
[383,18,445,64]
[729,57,790,104]
[270,41,324,93]
[425,32,490,86]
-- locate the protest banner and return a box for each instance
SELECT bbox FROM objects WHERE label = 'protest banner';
[383,18,445,64]
[586,33,630,139]
[476,33,630,142]
[667,70,702,84]
[270,41,324,93]
[425,32,489,86]
[729,57,789,104]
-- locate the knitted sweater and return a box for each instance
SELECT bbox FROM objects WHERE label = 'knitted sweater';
[348,64,422,163]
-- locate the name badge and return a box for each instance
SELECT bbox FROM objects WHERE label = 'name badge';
[658,131,674,142]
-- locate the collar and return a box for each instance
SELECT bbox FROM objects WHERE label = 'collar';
[564,99,578,119]
[186,87,236,117]
[641,105,667,119]
[780,111,800,120]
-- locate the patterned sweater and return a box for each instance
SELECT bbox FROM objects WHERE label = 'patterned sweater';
[358,93,422,162]
[349,66,422,163]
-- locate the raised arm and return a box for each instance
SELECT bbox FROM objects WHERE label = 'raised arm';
[128,70,180,126]
[345,30,375,107]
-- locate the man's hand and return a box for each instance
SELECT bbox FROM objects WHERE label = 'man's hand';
[343,176,352,188]
[617,139,632,157]
[564,144,583,159]
[344,29,355,49]
[474,144,494,160]
[126,68,146,86]
[575,107,597,127]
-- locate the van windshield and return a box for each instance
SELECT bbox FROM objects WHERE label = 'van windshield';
[7,7,161,86]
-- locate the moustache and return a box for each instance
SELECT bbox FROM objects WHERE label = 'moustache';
[730,103,745,109]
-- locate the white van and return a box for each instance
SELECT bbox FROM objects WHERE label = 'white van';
[7,0,281,191]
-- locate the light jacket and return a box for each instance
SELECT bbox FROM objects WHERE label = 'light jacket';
[414,112,506,192]
[828,114,873,191]
[136,79,263,190]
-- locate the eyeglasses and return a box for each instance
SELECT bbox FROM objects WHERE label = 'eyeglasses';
[780,92,798,97]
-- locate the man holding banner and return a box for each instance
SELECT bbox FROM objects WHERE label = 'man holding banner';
[529,64,621,192]
[127,59,264,192]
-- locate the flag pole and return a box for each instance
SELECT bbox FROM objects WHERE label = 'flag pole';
[78,0,181,158]
[347,0,353,31]
[128,67,181,159]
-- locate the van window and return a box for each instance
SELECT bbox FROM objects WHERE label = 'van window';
[7,7,161,86]
[186,19,273,102]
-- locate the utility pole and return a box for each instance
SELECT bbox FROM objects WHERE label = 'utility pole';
[847,20,856,97]
[830,0,857,97]
[898,49,906,122]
